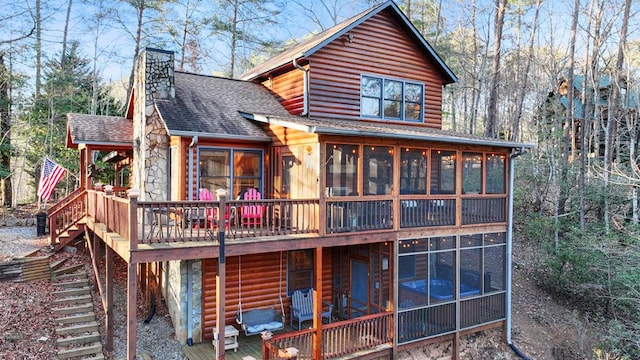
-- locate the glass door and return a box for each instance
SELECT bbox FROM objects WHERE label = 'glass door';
[349,258,369,318]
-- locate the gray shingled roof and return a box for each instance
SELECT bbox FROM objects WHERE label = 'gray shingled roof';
[240,112,532,149]
[155,72,290,141]
[66,114,132,146]
[240,0,456,83]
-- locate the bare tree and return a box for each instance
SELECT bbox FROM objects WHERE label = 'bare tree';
[60,0,73,71]
[606,0,632,230]
[485,0,507,138]
[510,0,541,142]
[210,0,283,78]
[0,54,10,206]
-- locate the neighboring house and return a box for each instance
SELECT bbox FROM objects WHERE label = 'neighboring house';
[545,75,639,158]
[58,1,530,359]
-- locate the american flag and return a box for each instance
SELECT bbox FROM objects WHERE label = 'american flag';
[37,158,66,201]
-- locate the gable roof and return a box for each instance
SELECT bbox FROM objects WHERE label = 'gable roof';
[240,0,456,84]
[240,112,532,149]
[66,114,132,149]
[154,72,290,141]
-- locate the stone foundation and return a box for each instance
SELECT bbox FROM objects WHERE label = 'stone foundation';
[162,259,203,345]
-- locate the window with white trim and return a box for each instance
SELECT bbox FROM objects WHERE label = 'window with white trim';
[361,75,424,122]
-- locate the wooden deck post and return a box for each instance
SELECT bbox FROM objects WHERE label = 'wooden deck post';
[313,246,323,360]
[215,192,227,360]
[105,245,114,351]
[127,261,137,360]
[128,190,139,250]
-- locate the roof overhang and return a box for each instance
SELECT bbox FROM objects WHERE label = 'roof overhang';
[240,112,533,150]
[169,130,272,143]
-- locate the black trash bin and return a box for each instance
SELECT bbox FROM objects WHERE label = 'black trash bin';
[36,212,47,236]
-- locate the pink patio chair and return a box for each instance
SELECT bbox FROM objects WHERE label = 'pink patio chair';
[199,188,233,230]
[241,188,263,226]
[198,188,215,230]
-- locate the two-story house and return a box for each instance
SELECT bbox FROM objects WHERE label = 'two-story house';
[58,1,530,359]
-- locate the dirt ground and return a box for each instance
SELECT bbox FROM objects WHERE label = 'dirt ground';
[0,205,598,360]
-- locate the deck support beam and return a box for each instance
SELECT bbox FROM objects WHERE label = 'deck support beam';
[105,245,114,351]
[127,262,137,360]
[313,246,323,360]
[215,193,227,360]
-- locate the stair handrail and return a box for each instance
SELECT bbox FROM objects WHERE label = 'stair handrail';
[48,189,88,247]
[47,186,84,214]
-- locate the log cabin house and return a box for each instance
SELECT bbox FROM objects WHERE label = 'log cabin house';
[55,1,531,359]
[545,74,639,160]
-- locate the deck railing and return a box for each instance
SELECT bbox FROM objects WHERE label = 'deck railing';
[74,190,507,246]
[399,198,456,228]
[86,190,320,245]
[263,312,393,360]
[461,197,506,224]
[326,199,393,233]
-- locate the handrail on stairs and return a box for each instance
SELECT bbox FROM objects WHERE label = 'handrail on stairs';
[48,189,88,249]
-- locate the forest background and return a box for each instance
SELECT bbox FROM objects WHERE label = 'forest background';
[1,0,640,358]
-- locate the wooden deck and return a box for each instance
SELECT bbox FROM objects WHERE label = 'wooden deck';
[182,332,264,360]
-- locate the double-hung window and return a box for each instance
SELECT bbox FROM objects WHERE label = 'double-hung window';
[361,75,424,122]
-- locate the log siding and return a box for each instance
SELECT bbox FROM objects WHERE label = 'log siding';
[308,10,445,127]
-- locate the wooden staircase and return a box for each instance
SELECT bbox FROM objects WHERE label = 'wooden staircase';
[52,263,104,360]
[54,223,86,252]
[48,188,89,252]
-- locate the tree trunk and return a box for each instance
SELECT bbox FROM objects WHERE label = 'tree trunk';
[0,54,11,207]
[35,0,42,101]
[511,0,540,142]
[557,0,580,216]
[609,0,632,227]
[60,0,73,70]
[229,0,239,78]
[485,0,506,138]
[127,0,146,93]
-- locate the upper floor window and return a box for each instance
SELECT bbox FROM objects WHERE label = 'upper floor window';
[361,75,424,122]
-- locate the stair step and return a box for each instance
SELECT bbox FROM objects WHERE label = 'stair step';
[52,279,89,288]
[50,258,69,271]
[78,356,104,360]
[57,341,102,359]
[52,272,87,281]
[53,287,90,297]
[52,303,94,315]
[52,294,92,305]
[56,331,101,347]
[51,264,84,276]
[79,355,105,360]
[56,322,99,336]
[57,313,95,325]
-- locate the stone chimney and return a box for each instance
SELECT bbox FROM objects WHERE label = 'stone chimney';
[144,48,175,103]
[131,48,175,201]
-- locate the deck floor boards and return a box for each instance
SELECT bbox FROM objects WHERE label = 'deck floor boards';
[182,331,264,360]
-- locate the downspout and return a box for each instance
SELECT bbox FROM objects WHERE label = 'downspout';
[507,147,530,359]
[292,57,309,116]
[188,136,198,200]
